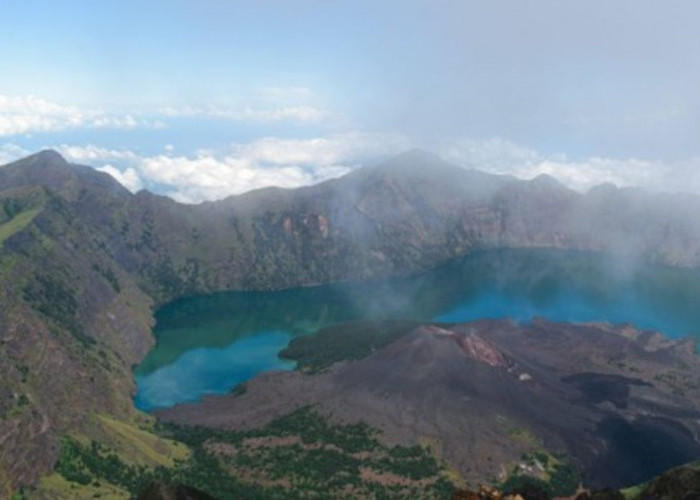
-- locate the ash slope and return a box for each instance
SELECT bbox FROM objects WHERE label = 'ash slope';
[158,319,700,489]
[2,148,700,488]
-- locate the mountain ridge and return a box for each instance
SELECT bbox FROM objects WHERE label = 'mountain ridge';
[9,147,698,204]
[2,149,700,490]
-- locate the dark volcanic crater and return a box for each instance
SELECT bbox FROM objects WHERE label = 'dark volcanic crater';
[157,319,700,489]
[562,372,652,409]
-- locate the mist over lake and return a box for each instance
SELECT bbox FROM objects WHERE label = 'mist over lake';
[135,249,700,410]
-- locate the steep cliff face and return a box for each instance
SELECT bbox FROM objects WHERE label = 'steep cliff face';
[0,188,154,488]
[2,149,700,490]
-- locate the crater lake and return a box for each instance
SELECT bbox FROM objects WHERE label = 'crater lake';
[134,249,700,410]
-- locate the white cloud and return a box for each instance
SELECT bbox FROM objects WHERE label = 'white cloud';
[438,137,700,194]
[507,157,659,192]
[136,153,346,202]
[160,104,330,123]
[56,132,410,203]
[0,86,334,137]
[96,165,144,192]
[0,143,31,164]
[440,137,544,172]
[0,95,85,136]
[57,144,141,163]
[6,132,700,203]
[0,95,163,136]
[230,132,410,166]
[159,85,334,124]
[239,106,329,122]
[91,114,139,129]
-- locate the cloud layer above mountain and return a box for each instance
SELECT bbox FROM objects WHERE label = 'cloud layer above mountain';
[5,134,700,204]
[2,1,700,201]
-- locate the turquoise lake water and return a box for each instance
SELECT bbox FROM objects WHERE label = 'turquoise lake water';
[134,249,700,411]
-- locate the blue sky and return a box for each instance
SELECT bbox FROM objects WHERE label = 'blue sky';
[2,1,700,202]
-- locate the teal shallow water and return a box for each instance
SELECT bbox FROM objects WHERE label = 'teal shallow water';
[134,331,294,411]
[134,249,700,411]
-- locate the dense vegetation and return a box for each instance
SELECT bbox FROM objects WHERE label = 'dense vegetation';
[51,406,454,499]
[499,451,581,498]
[56,437,156,493]
[280,320,419,373]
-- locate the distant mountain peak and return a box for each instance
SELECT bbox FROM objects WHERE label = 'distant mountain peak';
[391,148,445,163]
[0,148,133,200]
[382,148,456,168]
[587,182,619,195]
[24,149,68,166]
[530,172,568,190]
[369,149,466,181]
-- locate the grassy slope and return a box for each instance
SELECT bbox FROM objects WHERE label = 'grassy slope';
[32,474,129,500]
[28,416,188,499]
[0,207,42,245]
[95,415,189,468]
